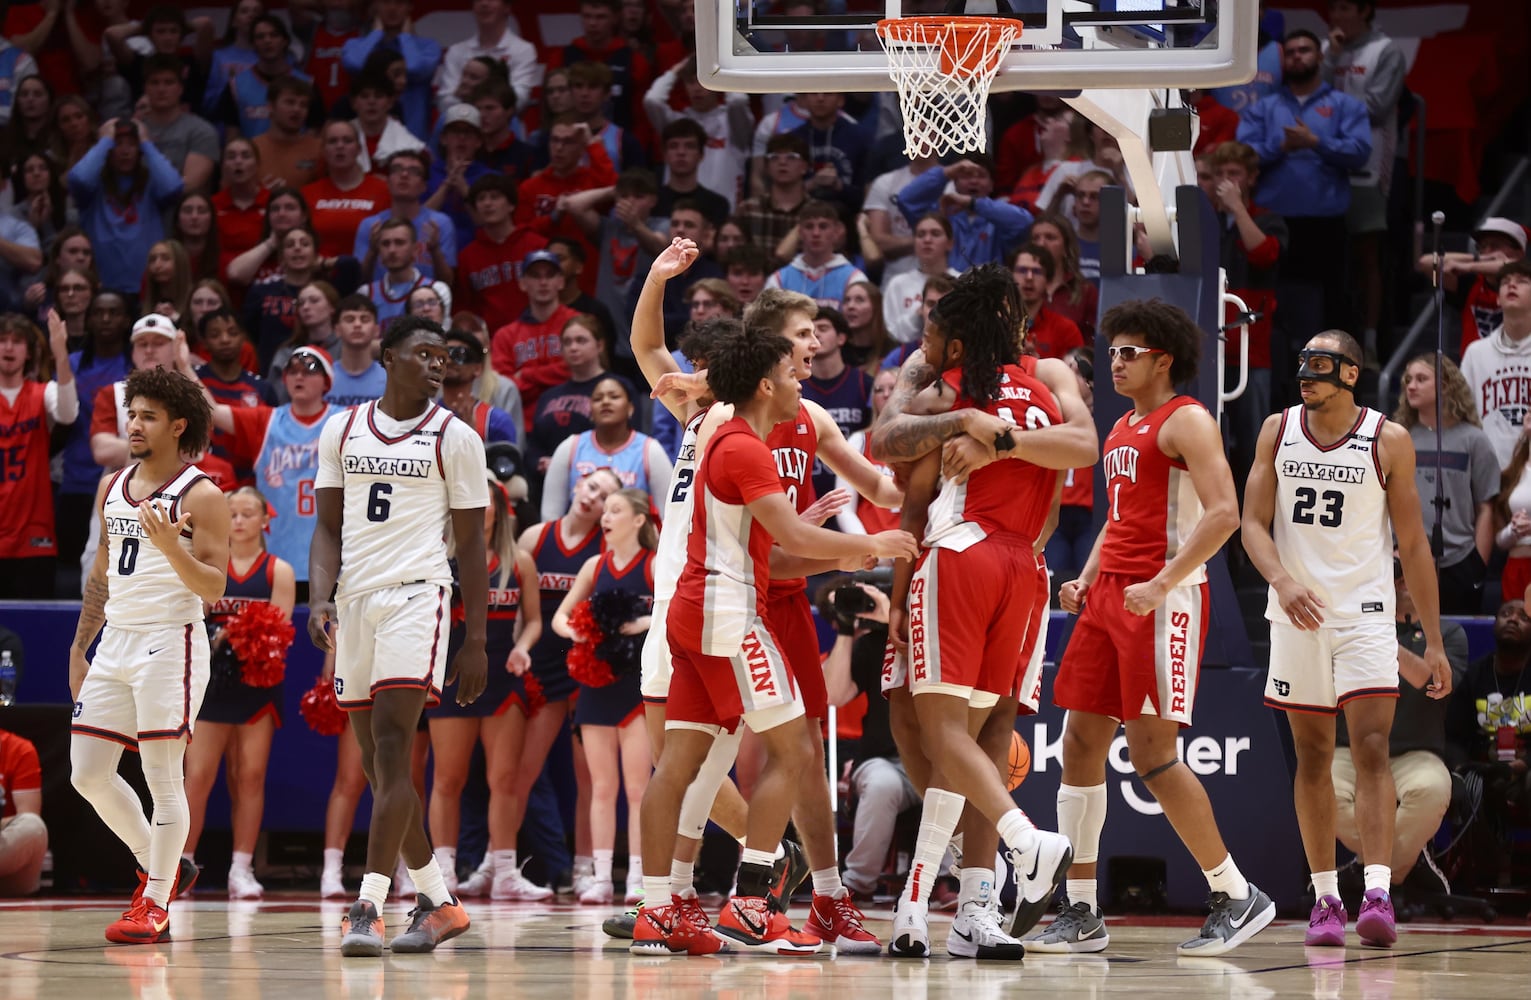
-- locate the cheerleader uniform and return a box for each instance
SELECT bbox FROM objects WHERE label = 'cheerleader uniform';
[201,552,285,725]
[527,520,603,705]
[572,549,654,729]
[435,556,537,718]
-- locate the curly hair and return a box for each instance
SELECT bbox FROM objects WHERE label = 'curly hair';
[1099,299,1202,386]
[927,264,1023,409]
[0,313,49,380]
[678,316,742,368]
[124,367,213,456]
[705,324,793,406]
[1393,354,1480,429]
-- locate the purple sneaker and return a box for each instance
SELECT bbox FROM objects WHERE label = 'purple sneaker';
[1356,888,1397,947]
[1305,895,1347,947]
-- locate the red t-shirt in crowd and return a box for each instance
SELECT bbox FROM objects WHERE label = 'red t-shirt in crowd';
[212,188,272,281]
[455,226,549,334]
[491,304,577,424]
[0,729,42,820]
[1026,305,1084,360]
[304,174,392,260]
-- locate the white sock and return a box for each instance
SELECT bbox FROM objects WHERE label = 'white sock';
[811,867,844,898]
[491,849,520,884]
[670,858,695,897]
[908,788,965,904]
[1311,870,1339,901]
[740,847,775,869]
[1056,783,1107,864]
[231,851,254,874]
[1203,854,1251,901]
[592,849,614,883]
[959,867,995,909]
[1363,864,1391,893]
[1066,878,1098,912]
[433,846,456,880]
[996,808,1036,854]
[408,857,452,907]
[360,872,390,911]
[323,848,344,874]
[643,875,669,904]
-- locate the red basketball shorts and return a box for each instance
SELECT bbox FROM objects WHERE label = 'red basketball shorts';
[765,587,828,720]
[908,542,1039,704]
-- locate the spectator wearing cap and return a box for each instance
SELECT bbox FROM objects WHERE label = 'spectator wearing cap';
[88,311,181,475]
[200,343,337,598]
[340,0,441,141]
[515,115,617,297]
[354,148,457,285]
[1460,260,1531,469]
[349,69,427,175]
[66,117,183,297]
[490,248,578,427]
[455,175,549,335]
[252,76,326,190]
[438,328,518,449]
[1417,217,1529,356]
[0,726,46,896]
[326,295,387,408]
[426,104,496,253]
[0,311,75,599]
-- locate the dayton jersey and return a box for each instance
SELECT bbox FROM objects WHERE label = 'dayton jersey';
[1266,405,1393,624]
[653,407,709,602]
[527,519,603,678]
[315,401,490,602]
[102,463,211,629]
[207,551,276,627]
[924,360,1062,552]
[1098,395,1206,583]
[765,404,818,600]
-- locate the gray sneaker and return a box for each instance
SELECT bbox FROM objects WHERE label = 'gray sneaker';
[1177,885,1276,957]
[1022,900,1110,954]
[603,907,637,939]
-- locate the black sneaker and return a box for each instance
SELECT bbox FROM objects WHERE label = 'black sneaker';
[767,839,809,913]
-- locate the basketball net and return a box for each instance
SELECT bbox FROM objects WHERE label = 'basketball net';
[877,16,1023,159]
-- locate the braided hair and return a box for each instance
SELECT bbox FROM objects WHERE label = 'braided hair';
[926,264,1023,409]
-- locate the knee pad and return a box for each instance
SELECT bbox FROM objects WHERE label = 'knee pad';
[677,728,743,840]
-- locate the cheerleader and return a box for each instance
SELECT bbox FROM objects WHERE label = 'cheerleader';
[427,477,542,893]
[184,487,296,899]
[554,488,656,905]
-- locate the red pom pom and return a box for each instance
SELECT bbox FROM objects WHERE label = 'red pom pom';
[522,671,546,717]
[299,674,347,736]
[226,601,294,688]
[565,600,616,687]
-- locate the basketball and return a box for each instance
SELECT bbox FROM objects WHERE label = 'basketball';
[1006,730,1031,791]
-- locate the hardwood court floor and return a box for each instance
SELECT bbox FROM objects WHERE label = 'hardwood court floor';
[1,896,1528,1000]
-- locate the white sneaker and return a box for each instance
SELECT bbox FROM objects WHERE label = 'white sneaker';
[320,867,346,899]
[578,879,614,905]
[1006,830,1073,939]
[887,896,931,958]
[493,862,555,901]
[572,871,596,898]
[624,876,644,906]
[947,902,1025,960]
[227,866,264,900]
[458,857,494,897]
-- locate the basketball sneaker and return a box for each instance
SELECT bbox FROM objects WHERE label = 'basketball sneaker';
[457,856,493,897]
[128,857,200,909]
[578,879,614,905]
[768,839,810,912]
[1005,830,1073,938]
[604,907,638,940]
[887,896,930,958]
[629,900,678,955]
[492,861,554,901]
[1356,889,1397,948]
[1022,900,1110,954]
[1305,895,1347,947]
[320,867,348,899]
[1176,886,1276,956]
[390,894,471,953]
[947,901,1025,960]
[339,900,386,957]
[227,866,264,900]
[716,895,824,954]
[804,892,881,954]
[105,898,172,944]
[670,894,729,955]
[625,872,645,905]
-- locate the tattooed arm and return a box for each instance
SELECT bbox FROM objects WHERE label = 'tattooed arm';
[869,348,1009,463]
[70,475,114,700]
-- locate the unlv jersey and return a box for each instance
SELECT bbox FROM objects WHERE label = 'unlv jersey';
[1266,405,1393,623]
[102,463,211,628]
[765,404,818,599]
[1098,395,1207,583]
[925,359,1063,552]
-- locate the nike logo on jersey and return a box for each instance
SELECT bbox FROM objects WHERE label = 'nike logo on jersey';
[347,434,367,441]
[147,647,165,656]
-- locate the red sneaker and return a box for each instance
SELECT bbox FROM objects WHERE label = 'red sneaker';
[128,858,200,909]
[805,892,881,954]
[630,899,679,955]
[670,895,729,955]
[716,895,824,954]
[106,898,172,944]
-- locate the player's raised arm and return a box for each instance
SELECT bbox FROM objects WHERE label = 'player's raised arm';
[635,238,701,421]
[1241,412,1325,630]
[1380,420,1452,697]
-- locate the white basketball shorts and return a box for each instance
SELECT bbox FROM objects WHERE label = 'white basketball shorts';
[334,582,448,710]
[72,622,211,746]
[1265,618,1399,713]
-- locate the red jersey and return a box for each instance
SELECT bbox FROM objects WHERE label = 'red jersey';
[0,730,41,820]
[1025,305,1084,360]
[305,26,357,110]
[455,226,549,333]
[304,174,391,259]
[489,304,577,422]
[924,359,1062,551]
[672,418,787,656]
[514,148,618,296]
[1098,395,1206,582]
[1458,276,1502,356]
[1060,463,1093,510]
[0,381,56,559]
[765,404,819,599]
[212,188,271,280]
[855,432,901,534]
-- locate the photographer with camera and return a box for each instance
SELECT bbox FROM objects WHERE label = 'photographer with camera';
[818,574,916,904]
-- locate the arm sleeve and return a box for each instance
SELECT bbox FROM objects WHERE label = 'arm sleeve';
[340,31,380,75]
[434,46,463,111]
[835,432,868,535]
[540,438,575,522]
[90,384,118,437]
[45,378,79,425]
[643,66,679,131]
[974,195,1034,247]
[139,141,185,203]
[400,34,441,84]
[352,215,375,263]
[66,136,114,203]
[1314,97,1372,169]
[444,421,492,509]
[314,412,346,489]
[1235,100,1286,166]
[507,36,540,110]
[8,738,41,793]
[643,437,672,505]
[726,93,756,152]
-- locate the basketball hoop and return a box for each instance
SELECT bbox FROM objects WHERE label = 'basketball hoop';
[877,16,1023,159]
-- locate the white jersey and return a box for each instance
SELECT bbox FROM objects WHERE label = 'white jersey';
[316,401,490,602]
[652,406,709,602]
[1266,405,1394,625]
[102,463,211,629]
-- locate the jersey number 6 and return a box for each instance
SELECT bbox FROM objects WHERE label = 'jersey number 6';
[368,482,393,523]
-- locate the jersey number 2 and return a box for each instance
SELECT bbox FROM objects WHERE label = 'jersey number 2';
[670,467,693,505]
[1292,487,1344,527]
